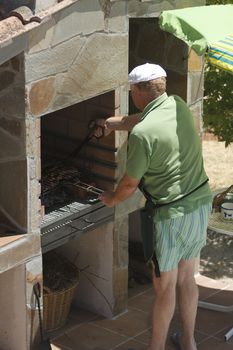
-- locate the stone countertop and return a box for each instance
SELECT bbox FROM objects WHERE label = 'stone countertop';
[0,233,41,274]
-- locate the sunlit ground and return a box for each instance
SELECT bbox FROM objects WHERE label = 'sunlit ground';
[200,140,233,281]
[202,140,233,191]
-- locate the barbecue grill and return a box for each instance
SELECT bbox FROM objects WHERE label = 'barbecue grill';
[40,163,114,253]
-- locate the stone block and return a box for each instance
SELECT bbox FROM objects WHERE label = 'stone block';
[68,32,127,92]
[28,77,55,116]
[0,33,28,67]
[0,87,25,119]
[189,101,203,135]
[52,0,104,46]
[113,267,128,315]
[187,71,204,105]
[25,118,41,157]
[59,222,116,318]
[0,117,23,138]
[0,159,27,230]
[127,0,175,17]
[54,33,128,110]
[26,255,43,304]
[0,54,25,119]
[0,125,24,160]
[128,0,153,16]
[188,49,204,72]
[138,0,205,11]
[11,56,21,72]
[0,235,41,273]
[0,71,16,91]
[113,216,129,268]
[0,264,27,350]
[29,179,42,231]
[25,35,86,83]
[28,16,55,54]
[107,1,128,33]
[35,0,57,12]
[117,85,129,115]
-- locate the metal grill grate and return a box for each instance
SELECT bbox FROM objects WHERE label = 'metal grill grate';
[41,163,104,210]
[40,163,113,253]
[41,164,81,194]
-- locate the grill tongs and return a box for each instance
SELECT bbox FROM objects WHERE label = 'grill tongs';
[42,121,104,175]
[69,121,104,158]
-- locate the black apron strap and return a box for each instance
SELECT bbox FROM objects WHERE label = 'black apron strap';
[139,178,209,209]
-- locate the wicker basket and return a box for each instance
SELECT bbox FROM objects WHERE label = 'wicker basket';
[43,280,79,331]
[42,252,79,331]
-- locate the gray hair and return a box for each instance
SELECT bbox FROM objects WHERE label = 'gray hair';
[136,77,166,99]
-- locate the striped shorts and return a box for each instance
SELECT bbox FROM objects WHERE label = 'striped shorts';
[154,203,212,272]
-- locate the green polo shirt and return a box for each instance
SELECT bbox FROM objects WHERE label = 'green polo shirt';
[126,93,212,221]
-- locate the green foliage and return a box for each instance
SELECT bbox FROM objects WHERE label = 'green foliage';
[203,61,233,146]
[206,0,233,4]
[203,0,233,146]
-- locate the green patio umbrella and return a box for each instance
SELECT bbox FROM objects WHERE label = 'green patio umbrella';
[159,4,233,74]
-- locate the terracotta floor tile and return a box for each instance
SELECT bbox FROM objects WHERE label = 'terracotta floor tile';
[166,343,178,350]
[132,329,210,350]
[134,328,151,345]
[214,326,233,343]
[49,278,233,350]
[53,323,128,350]
[128,293,154,314]
[194,330,210,345]
[166,331,209,350]
[196,274,231,291]
[198,284,222,300]
[113,338,148,350]
[198,336,233,349]
[202,288,233,306]
[128,283,152,299]
[195,308,233,336]
[48,306,99,340]
[141,288,155,299]
[93,308,151,338]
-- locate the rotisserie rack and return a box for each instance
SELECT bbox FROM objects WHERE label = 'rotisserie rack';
[41,164,103,211]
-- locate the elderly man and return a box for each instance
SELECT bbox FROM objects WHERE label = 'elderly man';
[96,63,212,350]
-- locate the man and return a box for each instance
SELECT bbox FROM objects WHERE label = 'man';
[96,63,212,350]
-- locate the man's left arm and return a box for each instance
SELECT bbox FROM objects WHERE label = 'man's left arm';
[99,174,140,207]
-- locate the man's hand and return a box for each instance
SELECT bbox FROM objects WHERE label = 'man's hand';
[92,118,113,138]
[91,114,141,138]
[99,191,116,207]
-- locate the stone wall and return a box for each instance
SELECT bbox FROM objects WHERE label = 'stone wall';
[0,54,28,231]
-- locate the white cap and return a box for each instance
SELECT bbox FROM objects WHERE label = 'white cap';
[128,63,167,84]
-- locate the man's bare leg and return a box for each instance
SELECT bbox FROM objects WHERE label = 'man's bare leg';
[177,258,198,350]
[148,268,178,350]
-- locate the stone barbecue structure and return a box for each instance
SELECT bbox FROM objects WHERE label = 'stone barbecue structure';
[0,0,205,349]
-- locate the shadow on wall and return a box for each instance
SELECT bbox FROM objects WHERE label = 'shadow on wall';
[0,0,36,19]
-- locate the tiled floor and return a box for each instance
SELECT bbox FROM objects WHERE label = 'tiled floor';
[49,274,233,350]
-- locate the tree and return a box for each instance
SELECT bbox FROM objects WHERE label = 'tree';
[203,0,233,146]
